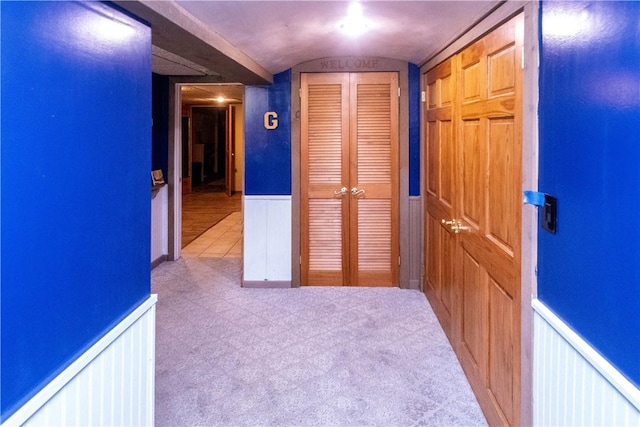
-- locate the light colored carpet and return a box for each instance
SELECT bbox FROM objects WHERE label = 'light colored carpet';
[152,257,487,426]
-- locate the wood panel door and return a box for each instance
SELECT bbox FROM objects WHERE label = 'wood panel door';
[301,72,399,287]
[424,58,457,339]
[457,15,523,425]
[424,14,523,426]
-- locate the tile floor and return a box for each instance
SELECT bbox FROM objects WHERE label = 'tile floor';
[182,212,242,258]
[181,189,242,247]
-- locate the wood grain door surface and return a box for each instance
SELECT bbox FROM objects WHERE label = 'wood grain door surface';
[225,104,235,196]
[301,72,399,287]
[425,15,523,426]
[425,57,457,338]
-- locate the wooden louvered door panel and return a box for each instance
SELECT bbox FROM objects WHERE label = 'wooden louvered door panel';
[301,73,350,285]
[301,72,398,287]
[349,73,399,286]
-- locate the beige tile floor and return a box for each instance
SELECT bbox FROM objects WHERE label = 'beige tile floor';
[181,211,242,258]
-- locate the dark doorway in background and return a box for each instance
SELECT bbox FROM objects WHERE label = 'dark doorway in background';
[191,106,227,189]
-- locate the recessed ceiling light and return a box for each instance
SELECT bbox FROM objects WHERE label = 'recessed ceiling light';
[216,96,225,103]
[338,2,368,37]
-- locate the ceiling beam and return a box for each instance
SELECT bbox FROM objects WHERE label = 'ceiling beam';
[114,0,273,85]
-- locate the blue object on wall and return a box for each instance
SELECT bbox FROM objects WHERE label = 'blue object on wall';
[244,70,292,195]
[408,63,421,197]
[1,2,151,420]
[538,0,640,387]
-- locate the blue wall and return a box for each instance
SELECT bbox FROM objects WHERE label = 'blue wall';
[539,0,640,387]
[0,2,151,420]
[244,70,292,195]
[408,63,421,197]
[244,67,421,197]
[152,73,170,180]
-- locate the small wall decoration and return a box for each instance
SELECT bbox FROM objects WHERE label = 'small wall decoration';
[151,169,165,185]
[264,112,278,129]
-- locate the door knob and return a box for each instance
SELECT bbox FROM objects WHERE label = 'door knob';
[441,219,470,234]
[451,221,470,234]
[334,187,348,196]
[351,187,365,196]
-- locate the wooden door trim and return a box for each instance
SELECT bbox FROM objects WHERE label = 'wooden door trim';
[519,4,539,425]
[422,2,530,71]
[225,104,235,196]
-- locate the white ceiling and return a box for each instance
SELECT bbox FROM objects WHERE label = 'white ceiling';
[181,84,244,105]
[174,0,503,74]
[117,1,507,101]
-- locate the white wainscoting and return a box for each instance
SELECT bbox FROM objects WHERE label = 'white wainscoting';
[243,196,291,287]
[3,296,157,427]
[533,299,640,426]
[151,185,168,267]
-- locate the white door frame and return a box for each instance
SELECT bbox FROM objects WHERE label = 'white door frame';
[167,81,245,260]
[167,82,183,260]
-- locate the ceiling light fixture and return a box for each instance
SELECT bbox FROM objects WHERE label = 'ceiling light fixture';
[216,96,225,103]
[338,2,368,37]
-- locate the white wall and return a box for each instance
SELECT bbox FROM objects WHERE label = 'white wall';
[2,297,157,427]
[151,185,168,265]
[243,196,291,287]
[533,300,640,426]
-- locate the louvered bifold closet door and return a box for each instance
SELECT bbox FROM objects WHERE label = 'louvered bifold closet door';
[349,72,399,286]
[301,73,350,285]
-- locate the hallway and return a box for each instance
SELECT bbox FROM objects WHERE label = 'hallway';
[152,257,487,426]
[182,186,242,248]
[182,211,242,258]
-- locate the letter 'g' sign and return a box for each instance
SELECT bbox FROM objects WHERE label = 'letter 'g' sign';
[264,112,278,129]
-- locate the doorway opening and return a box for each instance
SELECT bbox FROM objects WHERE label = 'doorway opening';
[175,84,244,257]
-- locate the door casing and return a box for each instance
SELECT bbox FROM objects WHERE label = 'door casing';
[166,82,246,261]
[291,57,416,289]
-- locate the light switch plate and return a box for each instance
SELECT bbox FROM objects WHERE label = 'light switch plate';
[542,194,557,234]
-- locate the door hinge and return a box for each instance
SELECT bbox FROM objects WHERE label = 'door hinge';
[300,255,302,265]
[521,46,525,70]
[421,91,426,102]
[398,256,401,266]
[398,87,401,98]
[299,88,302,98]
